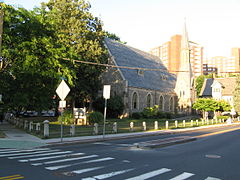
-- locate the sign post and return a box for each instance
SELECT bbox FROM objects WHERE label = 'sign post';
[56,79,70,142]
[103,85,111,139]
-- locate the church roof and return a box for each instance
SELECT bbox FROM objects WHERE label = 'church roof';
[200,78,214,97]
[104,38,176,92]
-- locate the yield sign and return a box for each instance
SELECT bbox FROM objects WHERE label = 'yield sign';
[56,80,70,100]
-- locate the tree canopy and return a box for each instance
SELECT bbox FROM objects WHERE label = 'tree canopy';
[233,75,240,113]
[0,0,109,112]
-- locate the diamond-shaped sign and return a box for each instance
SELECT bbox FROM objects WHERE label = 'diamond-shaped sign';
[56,80,70,100]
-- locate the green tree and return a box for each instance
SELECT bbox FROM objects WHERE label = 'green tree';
[234,75,240,113]
[43,0,108,107]
[0,5,65,112]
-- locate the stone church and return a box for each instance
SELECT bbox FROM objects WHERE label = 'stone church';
[102,22,195,116]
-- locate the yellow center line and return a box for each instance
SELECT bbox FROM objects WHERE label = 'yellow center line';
[0,175,23,180]
[4,177,24,180]
[195,127,240,138]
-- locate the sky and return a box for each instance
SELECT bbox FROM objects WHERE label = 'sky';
[4,0,240,58]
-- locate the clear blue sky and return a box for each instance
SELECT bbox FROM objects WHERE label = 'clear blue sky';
[4,0,240,58]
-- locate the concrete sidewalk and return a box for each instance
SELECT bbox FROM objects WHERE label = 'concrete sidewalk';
[0,120,240,149]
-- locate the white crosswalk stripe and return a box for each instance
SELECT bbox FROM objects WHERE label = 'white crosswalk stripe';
[32,154,99,166]
[125,168,172,180]
[63,166,104,176]
[45,157,115,170]
[169,172,195,180]
[0,148,17,152]
[205,177,221,180]
[0,149,59,157]
[9,150,65,159]
[18,152,84,162]
[81,168,134,180]
[0,148,49,155]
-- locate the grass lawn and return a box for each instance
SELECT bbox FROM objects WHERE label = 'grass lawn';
[0,131,6,138]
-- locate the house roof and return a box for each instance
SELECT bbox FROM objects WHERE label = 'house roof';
[200,77,236,96]
[214,77,236,95]
[200,78,214,96]
[104,38,176,92]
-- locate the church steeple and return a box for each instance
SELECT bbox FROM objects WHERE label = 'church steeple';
[174,19,195,114]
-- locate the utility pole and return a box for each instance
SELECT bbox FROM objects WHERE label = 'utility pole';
[0,3,3,70]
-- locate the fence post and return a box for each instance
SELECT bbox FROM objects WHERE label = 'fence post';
[113,122,117,133]
[130,122,134,132]
[93,123,98,135]
[36,123,41,133]
[29,121,33,132]
[196,120,199,126]
[142,121,146,131]
[24,120,28,130]
[154,121,158,130]
[183,120,186,127]
[202,119,204,125]
[211,119,214,124]
[70,124,75,136]
[165,121,169,129]
[215,119,218,124]
[191,120,193,127]
[175,120,178,128]
[43,120,49,138]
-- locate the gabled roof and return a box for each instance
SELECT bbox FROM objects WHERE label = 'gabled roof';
[214,77,236,95]
[200,77,236,97]
[104,38,176,92]
[200,78,214,97]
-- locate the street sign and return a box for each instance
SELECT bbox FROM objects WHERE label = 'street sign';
[103,85,111,99]
[59,100,66,108]
[56,80,70,101]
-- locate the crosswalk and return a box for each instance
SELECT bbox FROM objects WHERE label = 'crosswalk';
[0,148,221,180]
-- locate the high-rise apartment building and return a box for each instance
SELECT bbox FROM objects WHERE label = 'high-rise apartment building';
[203,48,239,76]
[149,34,203,77]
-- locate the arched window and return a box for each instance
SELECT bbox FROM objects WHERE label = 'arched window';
[169,97,174,112]
[159,95,164,111]
[132,92,138,109]
[146,94,152,108]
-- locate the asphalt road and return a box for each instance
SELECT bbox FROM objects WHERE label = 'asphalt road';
[1,124,240,180]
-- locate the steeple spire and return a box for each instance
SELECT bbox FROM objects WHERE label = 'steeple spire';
[181,18,190,50]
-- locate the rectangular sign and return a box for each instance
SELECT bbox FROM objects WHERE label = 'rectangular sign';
[59,100,66,108]
[103,85,111,99]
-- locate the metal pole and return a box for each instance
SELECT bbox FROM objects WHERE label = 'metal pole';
[103,98,107,139]
[0,4,3,70]
[60,109,64,142]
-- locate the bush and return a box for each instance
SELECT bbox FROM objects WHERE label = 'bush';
[58,109,74,125]
[87,111,104,125]
[217,115,229,120]
[131,112,142,119]
[142,105,159,118]
[92,96,124,118]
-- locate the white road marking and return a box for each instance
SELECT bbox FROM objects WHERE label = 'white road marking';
[93,142,112,146]
[205,177,222,180]
[125,168,171,180]
[0,148,16,152]
[18,152,84,162]
[169,172,195,180]
[32,154,99,166]
[82,168,134,180]
[0,149,59,157]
[63,166,104,176]
[0,148,49,155]
[45,157,115,170]
[9,150,62,159]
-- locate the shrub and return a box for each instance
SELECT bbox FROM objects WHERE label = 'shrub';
[92,96,124,118]
[142,105,159,118]
[217,115,229,120]
[87,111,104,125]
[58,109,74,125]
[131,112,142,119]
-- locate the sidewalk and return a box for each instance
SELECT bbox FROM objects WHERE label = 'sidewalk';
[0,120,240,149]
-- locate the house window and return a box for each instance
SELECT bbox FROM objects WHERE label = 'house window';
[132,92,138,109]
[147,94,152,108]
[169,97,174,112]
[159,95,164,111]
